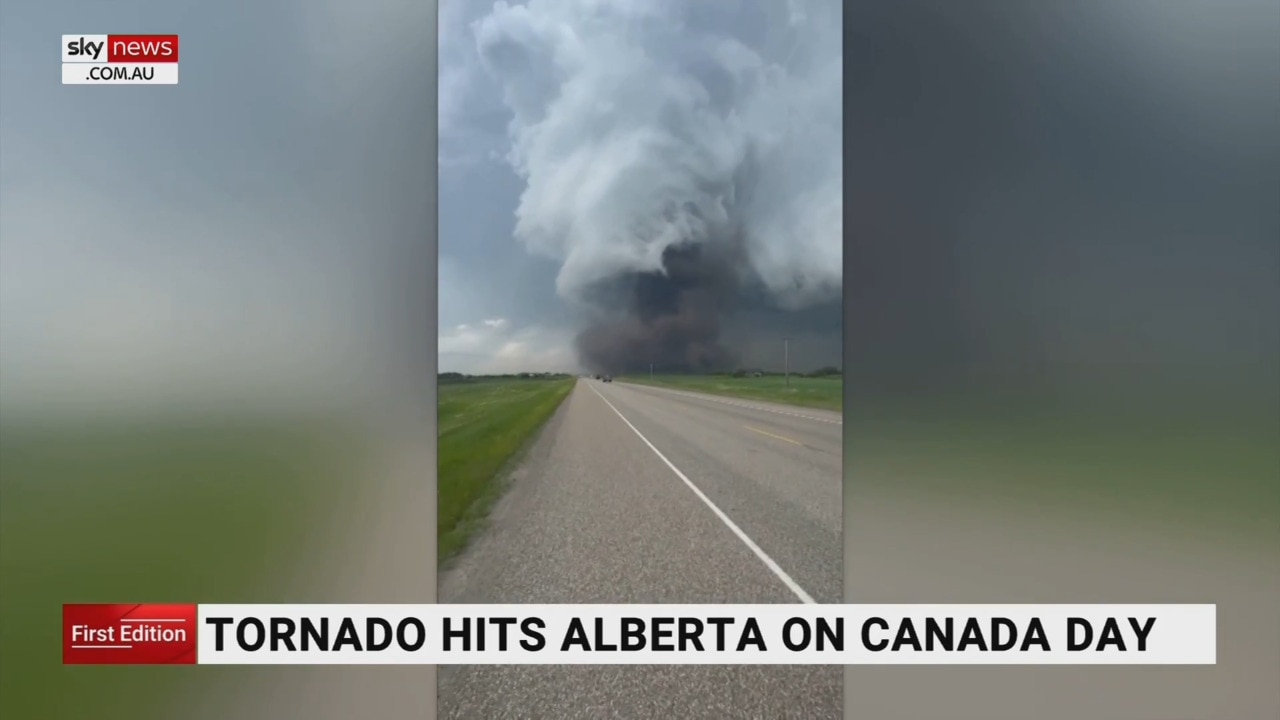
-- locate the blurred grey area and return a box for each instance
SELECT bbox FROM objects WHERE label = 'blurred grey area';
[844,1,1278,719]
[0,1,437,719]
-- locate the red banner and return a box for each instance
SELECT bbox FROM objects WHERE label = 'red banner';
[63,603,197,664]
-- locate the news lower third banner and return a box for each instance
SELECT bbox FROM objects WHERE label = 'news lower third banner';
[63,604,1216,665]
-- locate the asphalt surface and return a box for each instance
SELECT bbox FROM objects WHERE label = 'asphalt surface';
[438,379,843,719]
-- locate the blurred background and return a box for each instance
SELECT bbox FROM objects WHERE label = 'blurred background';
[3,0,1277,719]
[0,0,437,718]
[844,1,1278,718]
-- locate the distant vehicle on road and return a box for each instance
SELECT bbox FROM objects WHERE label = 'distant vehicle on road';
[603,375,612,383]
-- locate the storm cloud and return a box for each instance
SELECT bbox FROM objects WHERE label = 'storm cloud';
[468,0,842,374]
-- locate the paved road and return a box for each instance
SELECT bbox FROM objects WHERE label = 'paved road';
[438,379,842,719]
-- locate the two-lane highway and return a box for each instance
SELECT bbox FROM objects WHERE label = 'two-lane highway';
[438,378,842,719]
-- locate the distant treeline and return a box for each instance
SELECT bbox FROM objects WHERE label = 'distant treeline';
[717,366,841,378]
[629,366,842,379]
[439,372,572,384]
[438,368,841,383]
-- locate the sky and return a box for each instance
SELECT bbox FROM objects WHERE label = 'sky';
[7,0,1269,407]
[437,0,844,375]
[0,0,435,418]
[0,0,844,411]
[843,0,1280,404]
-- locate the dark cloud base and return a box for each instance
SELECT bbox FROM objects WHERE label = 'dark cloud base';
[575,243,740,374]
[575,243,841,375]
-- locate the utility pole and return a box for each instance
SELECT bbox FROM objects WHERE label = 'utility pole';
[650,363,654,379]
[784,337,790,388]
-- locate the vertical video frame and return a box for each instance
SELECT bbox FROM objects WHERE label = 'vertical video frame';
[436,1,844,717]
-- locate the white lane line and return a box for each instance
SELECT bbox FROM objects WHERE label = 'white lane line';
[588,383,816,604]
[616,382,842,425]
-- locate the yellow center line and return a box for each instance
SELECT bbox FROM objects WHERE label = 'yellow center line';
[744,425,804,446]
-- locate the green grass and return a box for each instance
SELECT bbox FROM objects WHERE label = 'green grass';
[438,377,575,563]
[617,373,842,412]
[847,399,1280,548]
[0,418,357,720]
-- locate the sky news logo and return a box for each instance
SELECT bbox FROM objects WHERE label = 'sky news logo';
[62,34,179,85]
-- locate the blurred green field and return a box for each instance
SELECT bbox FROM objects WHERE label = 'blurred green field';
[0,418,358,720]
[618,373,842,412]
[438,376,575,563]
[847,398,1280,549]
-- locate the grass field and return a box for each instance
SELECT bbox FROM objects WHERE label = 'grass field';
[0,418,358,720]
[438,376,575,562]
[617,373,842,412]
[847,399,1280,548]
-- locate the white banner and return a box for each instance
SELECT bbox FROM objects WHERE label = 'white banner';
[62,63,178,85]
[196,604,1216,665]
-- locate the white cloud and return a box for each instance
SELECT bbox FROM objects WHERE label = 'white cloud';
[466,0,843,308]
[439,317,577,374]
[436,1,844,374]
[438,0,512,166]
